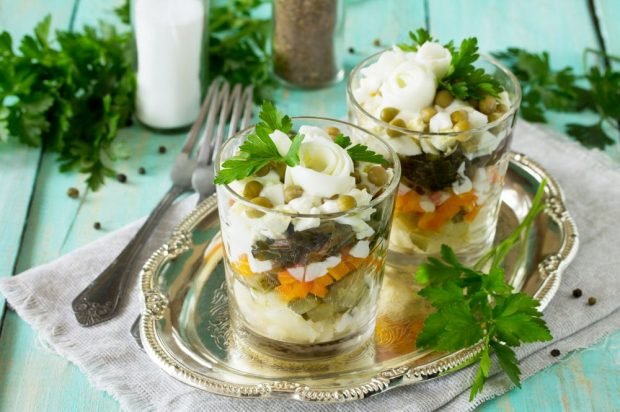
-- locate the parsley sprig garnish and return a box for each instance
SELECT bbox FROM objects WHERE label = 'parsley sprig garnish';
[334,134,387,165]
[415,180,552,401]
[493,48,620,149]
[215,103,387,184]
[214,102,303,184]
[399,28,504,100]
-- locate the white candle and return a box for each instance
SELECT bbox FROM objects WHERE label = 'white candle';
[134,0,205,130]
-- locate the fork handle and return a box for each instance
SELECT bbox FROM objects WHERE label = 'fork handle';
[72,184,189,327]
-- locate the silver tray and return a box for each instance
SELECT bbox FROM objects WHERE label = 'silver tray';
[138,152,578,402]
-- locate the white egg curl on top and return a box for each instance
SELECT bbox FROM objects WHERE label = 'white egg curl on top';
[285,126,356,198]
[380,60,437,115]
[415,41,452,79]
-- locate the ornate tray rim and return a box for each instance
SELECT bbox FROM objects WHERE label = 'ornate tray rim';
[138,152,579,402]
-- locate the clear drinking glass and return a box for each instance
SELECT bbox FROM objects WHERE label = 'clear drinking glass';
[215,118,400,359]
[347,53,522,267]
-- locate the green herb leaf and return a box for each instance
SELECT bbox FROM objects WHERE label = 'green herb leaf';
[215,101,302,184]
[566,122,615,150]
[207,0,275,102]
[258,100,292,134]
[398,28,435,52]
[490,341,521,387]
[283,133,304,166]
[470,346,492,401]
[441,36,503,99]
[493,48,620,150]
[0,16,135,190]
[333,132,387,164]
[347,144,387,165]
[415,180,552,401]
[334,134,352,149]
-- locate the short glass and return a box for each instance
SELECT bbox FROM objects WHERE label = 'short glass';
[347,53,522,266]
[215,118,400,359]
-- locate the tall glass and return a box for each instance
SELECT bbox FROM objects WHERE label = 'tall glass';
[348,53,521,267]
[215,118,400,359]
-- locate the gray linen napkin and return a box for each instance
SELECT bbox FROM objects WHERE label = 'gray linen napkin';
[1,121,619,412]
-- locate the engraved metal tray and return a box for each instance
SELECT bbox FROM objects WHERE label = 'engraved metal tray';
[138,152,578,402]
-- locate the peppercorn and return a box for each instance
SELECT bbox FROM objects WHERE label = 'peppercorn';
[158,145,167,154]
[588,297,597,306]
[93,222,102,230]
[116,173,127,183]
[572,288,582,298]
[550,349,561,357]
[67,187,79,199]
[348,47,355,54]
[373,38,381,47]
[138,167,146,175]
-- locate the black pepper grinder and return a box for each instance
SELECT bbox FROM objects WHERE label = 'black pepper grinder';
[272,0,345,88]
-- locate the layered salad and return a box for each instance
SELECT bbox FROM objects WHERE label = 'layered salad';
[349,29,518,261]
[215,103,398,350]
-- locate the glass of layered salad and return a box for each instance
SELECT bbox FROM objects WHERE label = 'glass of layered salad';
[347,29,522,266]
[214,103,400,358]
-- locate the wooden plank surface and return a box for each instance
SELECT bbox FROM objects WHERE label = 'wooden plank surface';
[0,0,619,411]
[0,0,78,325]
[428,0,600,71]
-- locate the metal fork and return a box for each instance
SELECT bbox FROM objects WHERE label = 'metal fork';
[72,79,226,327]
[130,82,254,346]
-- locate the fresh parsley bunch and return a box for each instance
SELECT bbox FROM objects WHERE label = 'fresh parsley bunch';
[215,101,386,184]
[0,16,135,190]
[208,0,275,103]
[415,181,553,400]
[400,28,504,100]
[494,48,620,149]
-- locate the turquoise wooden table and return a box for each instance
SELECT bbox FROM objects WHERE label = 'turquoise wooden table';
[1,0,619,410]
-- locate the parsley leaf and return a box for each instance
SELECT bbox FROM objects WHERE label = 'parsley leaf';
[333,133,387,165]
[565,123,614,149]
[440,37,503,100]
[283,133,303,166]
[333,134,352,149]
[0,15,135,190]
[493,48,620,150]
[399,28,435,52]
[214,102,303,184]
[347,144,387,165]
[215,104,388,183]
[415,180,553,401]
[492,48,578,122]
[207,0,275,102]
